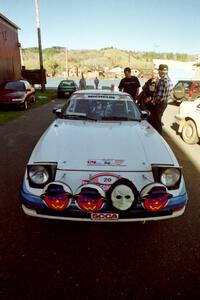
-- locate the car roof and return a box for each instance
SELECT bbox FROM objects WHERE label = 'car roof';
[60,79,75,83]
[177,80,200,82]
[72,89,132,101]
[4,80,28,84]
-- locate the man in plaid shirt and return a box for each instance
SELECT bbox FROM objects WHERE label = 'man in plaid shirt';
[150,64,173,135]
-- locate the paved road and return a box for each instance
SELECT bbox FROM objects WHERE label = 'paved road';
[0,100,200,300]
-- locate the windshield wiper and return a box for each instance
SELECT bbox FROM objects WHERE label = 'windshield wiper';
[101,116,140,121]
[64,113,97,121]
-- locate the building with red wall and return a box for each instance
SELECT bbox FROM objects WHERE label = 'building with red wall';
[0,13,21,84]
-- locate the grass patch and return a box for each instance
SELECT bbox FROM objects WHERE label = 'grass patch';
[0,89,56,126]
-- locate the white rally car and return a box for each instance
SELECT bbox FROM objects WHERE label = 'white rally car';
[20,90,188,222]
[175,98,200,144]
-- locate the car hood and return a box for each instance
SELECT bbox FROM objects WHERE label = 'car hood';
[0,90,24,99]
[179,97,200,115]
[29,119,177,171]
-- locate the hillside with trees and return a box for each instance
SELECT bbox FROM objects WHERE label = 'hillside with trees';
[21,46,196,77]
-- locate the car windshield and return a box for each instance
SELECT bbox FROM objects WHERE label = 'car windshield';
[176,81,192,90]
[60,81,74,87]
[3,82,25,91]
[62,98,141,121]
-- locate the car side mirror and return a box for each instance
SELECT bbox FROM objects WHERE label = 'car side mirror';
[52,107,62,117]
[26,88,31,92]
[141,110,150,120]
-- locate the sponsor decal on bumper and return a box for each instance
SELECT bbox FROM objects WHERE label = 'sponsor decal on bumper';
[91,213,119,221]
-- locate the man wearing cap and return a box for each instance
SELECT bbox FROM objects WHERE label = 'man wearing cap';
[118,67,141,100]
[150,64,173,135]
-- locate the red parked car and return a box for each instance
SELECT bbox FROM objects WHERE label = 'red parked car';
[0,80,35,110]
[172,80,200,105]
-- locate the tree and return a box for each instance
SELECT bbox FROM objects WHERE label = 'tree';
[45,60,59,76]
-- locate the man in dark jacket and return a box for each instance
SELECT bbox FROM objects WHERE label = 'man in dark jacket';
[137,69,159,110]
[118,67,140,100]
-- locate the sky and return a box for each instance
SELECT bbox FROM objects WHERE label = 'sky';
[0,0,200,54]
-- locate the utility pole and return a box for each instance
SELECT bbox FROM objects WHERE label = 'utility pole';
[65,47,68,78]
[128,51,131,68]
[35,0,45,91]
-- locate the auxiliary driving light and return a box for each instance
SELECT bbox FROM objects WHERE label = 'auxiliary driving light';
[140,183,172,212]
[75,184,105,212]
[111,184,135,211]
[41,182,72,211]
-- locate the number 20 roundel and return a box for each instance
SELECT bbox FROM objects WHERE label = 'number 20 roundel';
[82,173,121,192]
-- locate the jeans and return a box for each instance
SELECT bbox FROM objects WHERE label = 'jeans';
[148,102,167,135]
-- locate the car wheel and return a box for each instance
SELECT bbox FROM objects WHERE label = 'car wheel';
[181,120,199,144]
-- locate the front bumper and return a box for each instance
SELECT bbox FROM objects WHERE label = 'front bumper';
[20,185,188,222]
[57,90,75,97]
[0,100,24,106]
[22,204,186,222]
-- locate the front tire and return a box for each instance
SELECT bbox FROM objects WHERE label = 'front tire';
[182,120,199,144]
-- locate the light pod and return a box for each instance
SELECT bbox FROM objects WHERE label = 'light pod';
[111,184,135,211]
[41,182,72,211]
[140,183,172,212]
[75,184,105,212]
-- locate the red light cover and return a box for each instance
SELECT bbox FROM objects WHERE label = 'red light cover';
[42,193,71,211]
[41,183,72,211]
[143,193,170,212]
[77,195,104,212]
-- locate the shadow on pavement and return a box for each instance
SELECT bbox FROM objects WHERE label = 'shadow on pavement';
[170,121,182,136]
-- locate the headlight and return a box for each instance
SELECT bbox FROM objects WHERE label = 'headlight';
[152,166,181,189]
[160,168,181,187]
[27,164,57,188]
[29,166,49,184]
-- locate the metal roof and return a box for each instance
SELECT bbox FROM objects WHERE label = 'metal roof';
[0,13,20,30]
